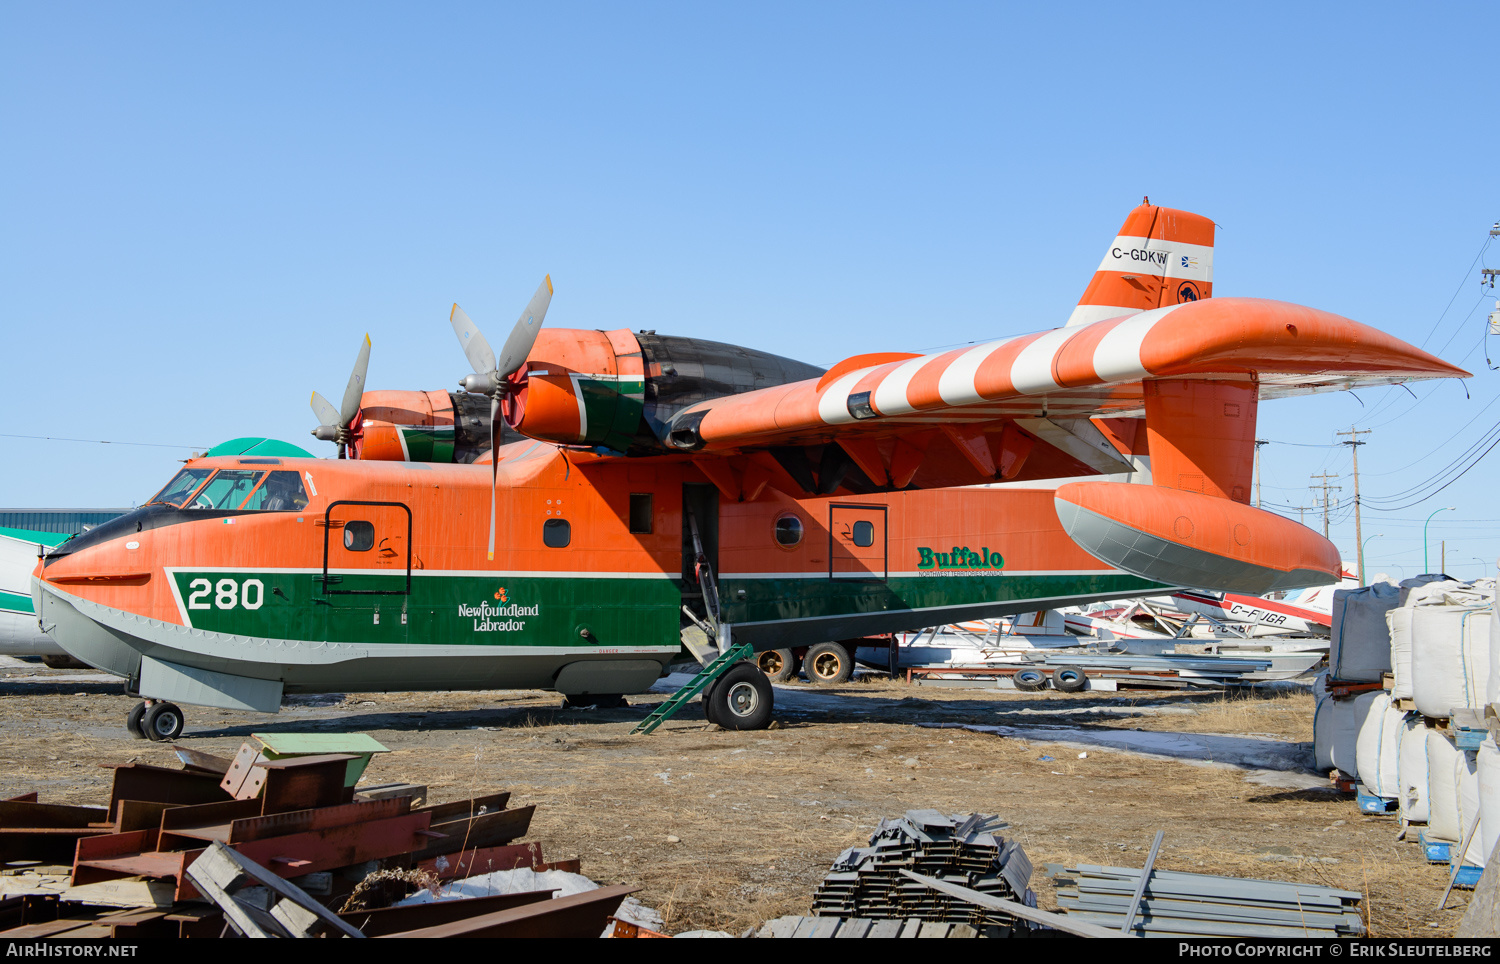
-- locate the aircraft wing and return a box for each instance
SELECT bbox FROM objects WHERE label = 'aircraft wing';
[662,297,1466,491]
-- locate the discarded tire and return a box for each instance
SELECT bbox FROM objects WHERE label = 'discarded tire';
[1052,666,1088,692]
[1013,668,1048,691]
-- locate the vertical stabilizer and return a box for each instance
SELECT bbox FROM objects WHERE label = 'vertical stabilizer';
[1065,201,1215,326]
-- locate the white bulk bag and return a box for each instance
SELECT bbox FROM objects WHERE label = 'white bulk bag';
[1490,595,1500,706]
[1388,608,1414,701]
[1477,738,1500,868]
[1313,687,1378,779]
[1329,582,1401,682]
[1427,730,1464,841]
[1411,606,1491,719]
[1355,693,1403,797]
[1399,716,1432,824]
[1458,749,1485,866]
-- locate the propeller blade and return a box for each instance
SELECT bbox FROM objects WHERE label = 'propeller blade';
[310,391,340,429]
[487,394,499,561]
[450,304,497,377]
[493,275,553,378]
[339,334,372,427]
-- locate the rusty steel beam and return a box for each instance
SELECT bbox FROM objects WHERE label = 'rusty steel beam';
[417,841,545,880]
[379,884,638,938]
[107,764,230,818]
[340,889,557,937]
[414,792,511,823]
[231,810,434,878]
[407,805,535,862]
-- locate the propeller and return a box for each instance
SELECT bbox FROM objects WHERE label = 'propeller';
[450,276,553,561]
[310,334,372,459]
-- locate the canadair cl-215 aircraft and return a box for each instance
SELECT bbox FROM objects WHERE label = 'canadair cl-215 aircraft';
[32,202,1467,740]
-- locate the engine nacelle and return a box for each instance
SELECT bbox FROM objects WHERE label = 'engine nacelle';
[503,329,646,451]
[350,389,496,463]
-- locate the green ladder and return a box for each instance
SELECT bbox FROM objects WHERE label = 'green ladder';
[632,642,754,735]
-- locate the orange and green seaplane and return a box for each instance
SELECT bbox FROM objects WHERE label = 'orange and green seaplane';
[32,202,1466,740]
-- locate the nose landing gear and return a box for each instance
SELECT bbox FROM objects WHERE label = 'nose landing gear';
[125,700,185,742]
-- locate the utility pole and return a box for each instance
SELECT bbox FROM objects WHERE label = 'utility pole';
[1254,439,1269,509]
[1338,426,1371,585]
[1310,472,1342,539]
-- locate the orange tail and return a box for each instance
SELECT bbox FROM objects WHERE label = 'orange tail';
[1065,200,1215,327]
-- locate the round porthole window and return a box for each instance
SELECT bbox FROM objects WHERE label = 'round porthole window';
[774,514,804,548]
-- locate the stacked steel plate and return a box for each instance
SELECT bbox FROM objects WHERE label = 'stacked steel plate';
[810,810,1032,925]
[1052,863,1365,938]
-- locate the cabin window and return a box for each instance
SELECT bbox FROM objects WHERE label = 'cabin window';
[774,513,804,548]
[629,493,653,534]
[146,468,213,508]
[191,470,266,509]
[543,518,572,548]
[240,471,310,511]
[343,520,375,551]
[852,520,874,547]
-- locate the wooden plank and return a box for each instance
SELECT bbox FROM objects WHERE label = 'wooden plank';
[186,842,364,939]
[790,917,820,938]
[836,918,871,938]
[61,877,175,909]
[899,871,1131,938]
[867,919,903,938]
[172,747,234,775]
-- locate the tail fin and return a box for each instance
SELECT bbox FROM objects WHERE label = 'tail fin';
[1065,199,1215,327]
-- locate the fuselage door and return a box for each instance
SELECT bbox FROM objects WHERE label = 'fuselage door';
[829,503,887,581]
[321,501,412,596]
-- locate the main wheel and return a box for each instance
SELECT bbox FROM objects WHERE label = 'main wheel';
[707,663,773,730]
[142,702,184,742]
[1052,665,1088,693]
[701,678,725,726]
[1012,668,1048,691]
[757,648,797,683]
[125,701,147,740]
[804,642,853,685]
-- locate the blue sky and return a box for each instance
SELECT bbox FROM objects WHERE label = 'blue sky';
[3,3,1497,581]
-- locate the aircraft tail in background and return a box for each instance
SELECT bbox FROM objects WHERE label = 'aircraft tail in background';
[1065,200,1215,327]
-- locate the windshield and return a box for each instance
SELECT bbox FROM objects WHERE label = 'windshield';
[189,470,265,509]
[145,469,213,508]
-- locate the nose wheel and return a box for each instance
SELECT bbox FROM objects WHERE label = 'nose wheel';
[126,700,185,742]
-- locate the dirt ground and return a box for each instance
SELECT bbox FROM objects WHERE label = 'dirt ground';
[0,661,1469,937]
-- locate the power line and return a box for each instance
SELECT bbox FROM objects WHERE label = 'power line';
[0,433,207,450]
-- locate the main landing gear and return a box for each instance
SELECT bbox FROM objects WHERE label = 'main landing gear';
[702,663,773,730]
[126,699,185,742]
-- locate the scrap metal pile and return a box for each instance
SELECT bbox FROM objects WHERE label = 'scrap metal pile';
[0,738,634,938]
[1049,863,1366,938]
[808,810,1032,928]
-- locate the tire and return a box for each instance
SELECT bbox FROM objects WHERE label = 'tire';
[701,678,724,726]
[1012,668,1048,691]
[757,648,797,683]
[143,702,184,742]
[707,663,774,730]
[126,701,147,740]
[1052,665,1088,693]
[804,642,853,685]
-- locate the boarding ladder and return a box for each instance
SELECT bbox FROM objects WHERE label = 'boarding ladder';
[631,640,754,735]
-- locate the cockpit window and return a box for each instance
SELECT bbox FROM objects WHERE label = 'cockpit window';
[190,470,266,509]
[146,469,213,508]
[241,471,310,511]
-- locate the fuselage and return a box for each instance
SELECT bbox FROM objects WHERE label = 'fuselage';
[32,442,1160,710]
